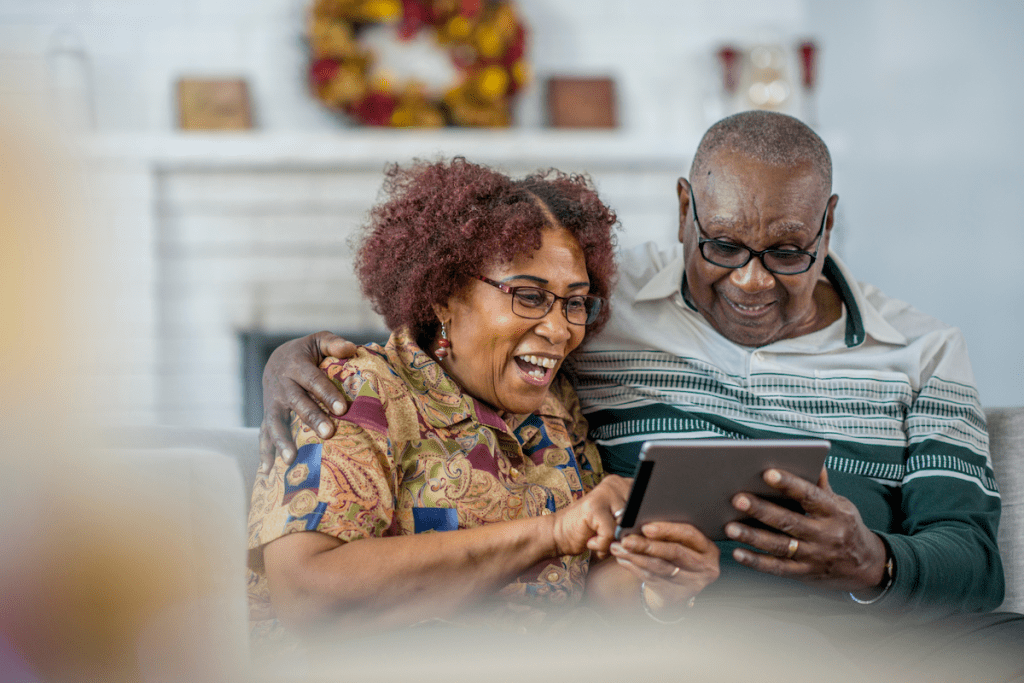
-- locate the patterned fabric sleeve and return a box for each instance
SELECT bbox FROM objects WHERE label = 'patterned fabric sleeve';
[248,355,402,556]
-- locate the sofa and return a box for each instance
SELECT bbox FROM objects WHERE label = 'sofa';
[109,407,1024,613]
[80,407,1021,680]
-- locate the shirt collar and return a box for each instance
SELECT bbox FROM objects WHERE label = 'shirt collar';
[632,249,906,348]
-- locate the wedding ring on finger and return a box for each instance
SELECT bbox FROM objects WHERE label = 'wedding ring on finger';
[785,537,799,560]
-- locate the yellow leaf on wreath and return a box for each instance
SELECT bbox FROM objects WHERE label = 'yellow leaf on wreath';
[475,25,503,59]
[494,5,517,39]
[475,65,509,101]
[512,60,530,85]
[446,15,472,40]
[321,66,367,106]
[310,20,360,59]
[358,0,402,22]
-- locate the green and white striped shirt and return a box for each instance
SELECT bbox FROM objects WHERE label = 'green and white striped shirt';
[569,242,1003,614]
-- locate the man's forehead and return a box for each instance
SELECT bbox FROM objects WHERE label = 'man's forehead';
[694,151,828,203]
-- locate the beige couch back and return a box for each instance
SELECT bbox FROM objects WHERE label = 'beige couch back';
[987,406,1024,613]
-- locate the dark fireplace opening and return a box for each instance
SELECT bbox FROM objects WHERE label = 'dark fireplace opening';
[239,330,389,428]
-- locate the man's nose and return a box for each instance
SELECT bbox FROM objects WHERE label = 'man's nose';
[730,257,775,292]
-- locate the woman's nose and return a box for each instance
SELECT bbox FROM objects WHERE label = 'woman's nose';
[535,305,573,345]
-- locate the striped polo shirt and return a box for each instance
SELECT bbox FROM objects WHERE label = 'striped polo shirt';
[569,242,1003,613]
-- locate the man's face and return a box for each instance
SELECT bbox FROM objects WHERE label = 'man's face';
[678,148,838,347]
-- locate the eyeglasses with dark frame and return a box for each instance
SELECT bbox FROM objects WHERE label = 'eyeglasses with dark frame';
[474,275,604,326]
[689,186,828,275]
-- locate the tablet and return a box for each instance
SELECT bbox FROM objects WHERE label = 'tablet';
[614,438,831,541]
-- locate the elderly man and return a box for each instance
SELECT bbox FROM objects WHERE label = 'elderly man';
[572,111,999,611]
[258,112,1021,672]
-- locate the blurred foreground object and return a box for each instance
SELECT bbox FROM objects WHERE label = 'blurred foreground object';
[307,0,529,127]
[0,104,248,683]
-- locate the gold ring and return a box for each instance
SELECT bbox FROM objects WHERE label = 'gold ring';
[785,538,799,559]
[670,566,681,578]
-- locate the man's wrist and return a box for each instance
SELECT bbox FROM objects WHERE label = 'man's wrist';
[850,542,895,605]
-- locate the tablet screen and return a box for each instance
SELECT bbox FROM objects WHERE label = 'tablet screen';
[614,438,831,541]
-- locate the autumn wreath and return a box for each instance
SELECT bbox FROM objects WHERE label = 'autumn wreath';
[308,0,529,127]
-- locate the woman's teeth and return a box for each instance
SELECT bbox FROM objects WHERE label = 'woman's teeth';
[518,355,557,379]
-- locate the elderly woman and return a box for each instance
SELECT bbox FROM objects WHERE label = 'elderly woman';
[248,159,718,644]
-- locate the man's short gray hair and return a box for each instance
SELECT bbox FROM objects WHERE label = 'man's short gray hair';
[690,111,832,193]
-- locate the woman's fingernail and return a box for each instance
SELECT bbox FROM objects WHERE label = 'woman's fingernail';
[765,469,781,485]
[609,542,625,556]
[258,463,270,474]
[317,422,331,438]
[733,548,749,563]
[332,401,345,415]
[615,557,636,570]
[282,448,295,464]
[725,523,740,539]
[734,495,750,511]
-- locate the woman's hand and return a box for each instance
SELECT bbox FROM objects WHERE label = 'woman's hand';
[724,468,887,593]
[259,331,357,472]
[607,521,720,615]
[550,475,631,559]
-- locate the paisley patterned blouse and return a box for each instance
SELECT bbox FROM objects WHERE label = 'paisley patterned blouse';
[247,328,604,640]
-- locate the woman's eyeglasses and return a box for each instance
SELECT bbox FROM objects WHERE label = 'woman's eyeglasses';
[475,275,604,325]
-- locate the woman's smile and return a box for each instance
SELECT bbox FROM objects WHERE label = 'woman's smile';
[438,226,590,415]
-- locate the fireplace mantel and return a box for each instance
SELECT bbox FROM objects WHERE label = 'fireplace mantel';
[84,129,697,172]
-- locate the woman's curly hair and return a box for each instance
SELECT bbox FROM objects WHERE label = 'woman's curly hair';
[354,158,619,347]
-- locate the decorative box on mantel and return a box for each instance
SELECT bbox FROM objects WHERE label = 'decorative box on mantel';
[85,130,693,428]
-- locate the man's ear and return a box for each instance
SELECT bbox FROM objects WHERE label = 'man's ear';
[821,193,839,255]
[677,177,692,244]
[825,193,839,236]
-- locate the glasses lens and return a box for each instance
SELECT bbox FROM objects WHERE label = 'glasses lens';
[565,296,601,325]
[511,287,554,318]
[763,251,813,274]
[701,241,749,268]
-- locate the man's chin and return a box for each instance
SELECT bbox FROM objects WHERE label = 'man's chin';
[712,317,778,348]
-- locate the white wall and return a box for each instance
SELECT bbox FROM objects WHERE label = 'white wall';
[805,0,1024,407]
[2,0,1020,417]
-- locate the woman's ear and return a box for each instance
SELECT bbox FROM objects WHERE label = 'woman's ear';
[431,303,450,326]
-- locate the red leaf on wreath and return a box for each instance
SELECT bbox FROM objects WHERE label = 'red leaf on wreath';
[399,0,428,40]
[350,92,398,126]
[459,0,482,18]
[310,58,340,86]
[501,25,526,66]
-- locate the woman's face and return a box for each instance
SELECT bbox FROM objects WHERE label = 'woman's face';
[439,226,590,415]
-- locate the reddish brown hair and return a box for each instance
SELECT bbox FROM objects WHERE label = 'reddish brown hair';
[354,158,619,346]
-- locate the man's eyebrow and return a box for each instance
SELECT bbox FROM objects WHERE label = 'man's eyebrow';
[500,274,591,289]
[703,215,808,238]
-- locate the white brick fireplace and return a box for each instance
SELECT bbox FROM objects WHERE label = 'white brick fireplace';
[86,131,692,427]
